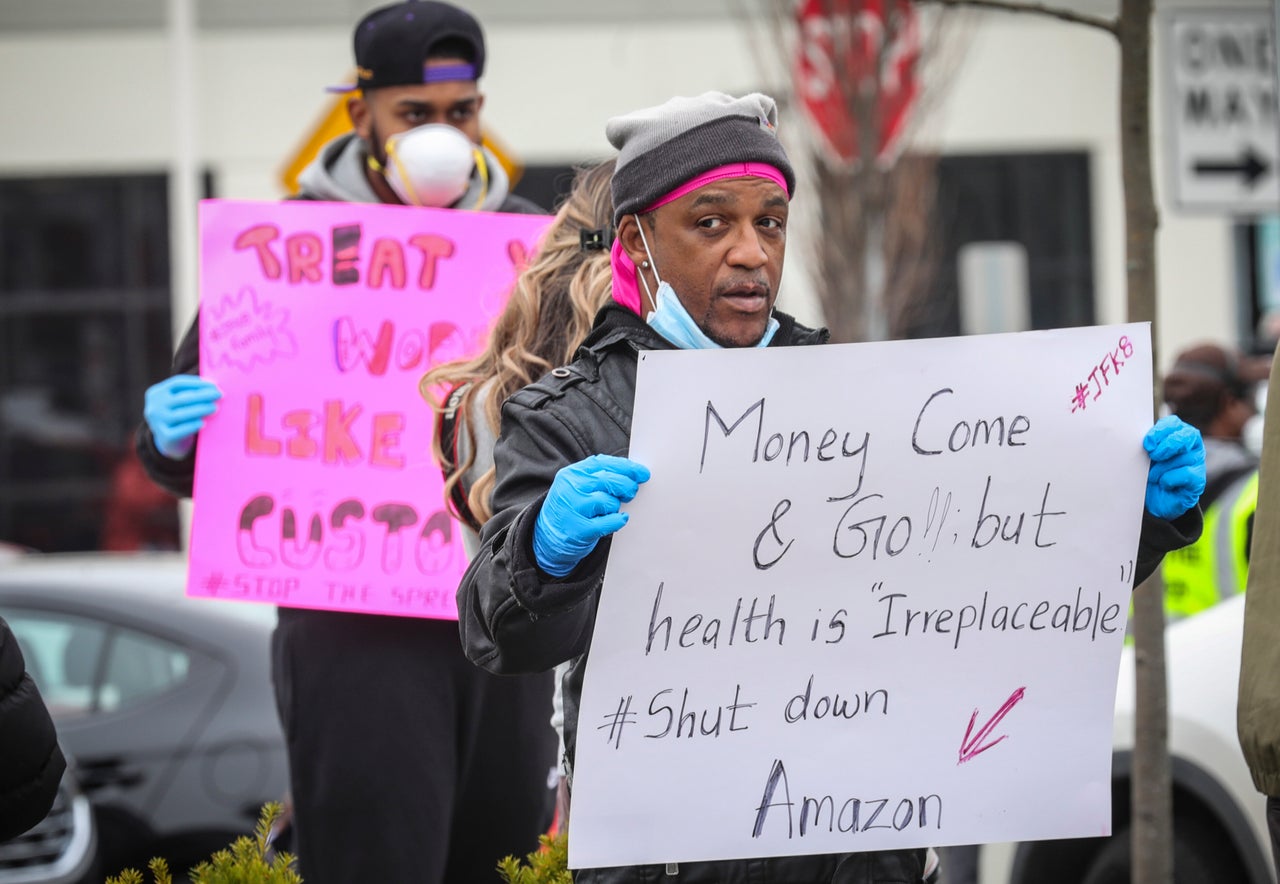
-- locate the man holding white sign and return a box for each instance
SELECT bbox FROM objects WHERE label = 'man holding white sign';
[457,91,1207,882]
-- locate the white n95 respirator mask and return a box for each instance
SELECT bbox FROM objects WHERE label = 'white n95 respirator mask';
[378,123,483,208]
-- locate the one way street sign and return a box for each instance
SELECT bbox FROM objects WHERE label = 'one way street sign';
[1164,10,1280,214]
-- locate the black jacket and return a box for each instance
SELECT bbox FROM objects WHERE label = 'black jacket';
[457,304,1202,883]
[0,617,65,842]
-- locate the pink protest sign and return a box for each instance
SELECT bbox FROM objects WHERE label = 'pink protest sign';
[188,198,551,619]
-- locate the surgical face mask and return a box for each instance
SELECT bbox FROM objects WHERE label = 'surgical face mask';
[375,123,484,208]
[633,214,778,350]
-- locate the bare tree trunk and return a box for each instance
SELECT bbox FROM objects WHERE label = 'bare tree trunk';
[912,2,1174,879]
[1118,1,1172,881]
[852,0,892,343]
[744,0,943,344]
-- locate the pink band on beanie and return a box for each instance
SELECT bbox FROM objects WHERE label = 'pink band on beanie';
[609,163,789,314]
[643,163,790,213]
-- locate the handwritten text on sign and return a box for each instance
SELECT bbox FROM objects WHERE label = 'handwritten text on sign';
[189,198,551,619]
[569,324,1152,868]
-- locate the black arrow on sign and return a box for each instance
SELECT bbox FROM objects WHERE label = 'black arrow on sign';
[1192,146,1271,188]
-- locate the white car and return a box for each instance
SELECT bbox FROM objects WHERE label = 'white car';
[980,594,1274,883]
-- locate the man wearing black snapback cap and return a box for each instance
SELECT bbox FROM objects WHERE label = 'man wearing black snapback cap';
[136,3,556,882]
[305,0,541,213]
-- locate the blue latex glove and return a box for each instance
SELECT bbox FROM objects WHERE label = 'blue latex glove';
[532,454,651,577]
[143,375,222,460]
[1143,415,1206,520]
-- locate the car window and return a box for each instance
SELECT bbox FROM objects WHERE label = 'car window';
[2,609,107,718]
[1,607,191,715]
[100,628,190,711]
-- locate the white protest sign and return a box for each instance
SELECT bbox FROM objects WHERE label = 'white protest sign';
[568,323,1153,870]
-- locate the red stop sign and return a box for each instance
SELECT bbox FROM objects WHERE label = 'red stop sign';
[794,0,921,165]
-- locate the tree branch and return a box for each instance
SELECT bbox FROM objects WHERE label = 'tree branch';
[918,0,1118,37]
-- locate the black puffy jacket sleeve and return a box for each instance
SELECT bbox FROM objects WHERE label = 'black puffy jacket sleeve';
[0,617,66,842]
[135,314,201,499]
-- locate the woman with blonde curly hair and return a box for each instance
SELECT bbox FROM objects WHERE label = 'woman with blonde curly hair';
[423,158,616,539]
[422,159,616,835]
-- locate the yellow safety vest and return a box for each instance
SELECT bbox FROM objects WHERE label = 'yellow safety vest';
[1162,470,1258,620]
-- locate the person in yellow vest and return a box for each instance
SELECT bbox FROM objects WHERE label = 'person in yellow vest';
[1161,343,1260,619]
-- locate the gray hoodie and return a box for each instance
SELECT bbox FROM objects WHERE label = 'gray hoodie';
[295,131,543,214]
[1202,435,1259,508]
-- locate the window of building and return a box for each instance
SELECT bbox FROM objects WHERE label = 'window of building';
[0,175,180,552]
[906,152,1096,340]
[1240,217,1280,354]
[512,164,578,215]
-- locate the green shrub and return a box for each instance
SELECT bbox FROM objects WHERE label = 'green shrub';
[496,831,571,884]
[106,805,571,884]
[106,802,300,884]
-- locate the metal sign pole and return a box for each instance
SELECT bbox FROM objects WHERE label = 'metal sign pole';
[168,0,198,547]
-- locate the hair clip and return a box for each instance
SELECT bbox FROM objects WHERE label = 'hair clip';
[580,227,612,252]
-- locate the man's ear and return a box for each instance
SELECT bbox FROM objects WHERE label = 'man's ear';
[348,94,372,140]
[618,214,659,312]
[617,214,650,270]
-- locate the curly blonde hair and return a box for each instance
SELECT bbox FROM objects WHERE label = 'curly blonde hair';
[422,159,617,527]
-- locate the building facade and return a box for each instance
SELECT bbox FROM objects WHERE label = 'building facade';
[0,0,1273,551]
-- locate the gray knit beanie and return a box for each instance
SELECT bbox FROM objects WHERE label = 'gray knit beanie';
[606,91,795,225]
